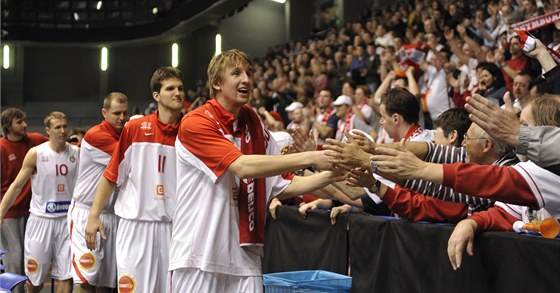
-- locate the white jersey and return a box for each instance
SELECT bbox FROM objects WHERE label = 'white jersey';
[171,100,290,276]
[72,120,120,210]
[30,142,79,218]
[103,113,177,222]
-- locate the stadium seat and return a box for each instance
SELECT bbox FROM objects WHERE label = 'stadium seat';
[0,272,27,292]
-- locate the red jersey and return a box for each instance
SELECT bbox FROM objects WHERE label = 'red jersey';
[1,133,49,218]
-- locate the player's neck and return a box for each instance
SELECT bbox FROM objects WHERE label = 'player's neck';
[157,108,181,125]
[216,96,242,118]
[6,132,24,142]
[48,140,67,153]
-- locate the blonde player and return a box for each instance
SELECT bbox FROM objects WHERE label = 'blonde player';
[0,111,79,292]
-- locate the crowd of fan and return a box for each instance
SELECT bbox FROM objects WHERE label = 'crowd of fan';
[180,0,559,132]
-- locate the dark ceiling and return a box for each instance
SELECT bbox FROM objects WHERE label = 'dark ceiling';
[1,0,251,43]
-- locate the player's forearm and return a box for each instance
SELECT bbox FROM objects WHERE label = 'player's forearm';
[277,171,338,200]
[229,151,325,179]
[90,176,116,218]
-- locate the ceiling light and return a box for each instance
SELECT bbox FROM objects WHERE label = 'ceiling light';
[215,34,222,56]
[100,47,108,71]
[172,43,179,68]
[3,45,9,69]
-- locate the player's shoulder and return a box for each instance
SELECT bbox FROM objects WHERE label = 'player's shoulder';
[124,114,153,130]
[26,132,49,144]
[84,123,116,142]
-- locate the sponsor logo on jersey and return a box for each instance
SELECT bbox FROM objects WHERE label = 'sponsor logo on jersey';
[78,252,96,271]
[70,155,76,163]
[41,156,49,162]
[8,153,16,161]
[118,274,136,293]
[27,258,39,274]
[140,122,152,130]
[156,184,164,198]
[57,184,65,192]
[45,200,71,213]
[144,132,154,136]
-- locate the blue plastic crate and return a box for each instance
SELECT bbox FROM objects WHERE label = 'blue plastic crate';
[263,270,352,293]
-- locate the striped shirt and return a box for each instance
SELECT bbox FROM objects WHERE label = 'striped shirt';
[403,142,519,214]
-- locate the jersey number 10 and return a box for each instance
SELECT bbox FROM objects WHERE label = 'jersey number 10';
[55,164,68,176]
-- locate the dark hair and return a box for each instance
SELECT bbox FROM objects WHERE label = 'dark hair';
[433,108,471,146]
[150,67,183,93]
[1,108,25,135]
[380,87,420,124]
[477,62,505,89]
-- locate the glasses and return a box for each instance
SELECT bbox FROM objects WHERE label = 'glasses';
[463,134,487,142]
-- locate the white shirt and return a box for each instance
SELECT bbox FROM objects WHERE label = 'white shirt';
[31,142,79,218]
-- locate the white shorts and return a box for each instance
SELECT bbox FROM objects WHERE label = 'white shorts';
[116,219,171,293]
[24,214,72,286]
[69,201,118,287]
[170,268,263,293]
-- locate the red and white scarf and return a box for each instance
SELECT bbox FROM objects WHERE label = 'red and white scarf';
[317,107,334,124]
[205,103,268,247]
[337,113,354,140]
[404,123,424,141]
[236,106,268,247]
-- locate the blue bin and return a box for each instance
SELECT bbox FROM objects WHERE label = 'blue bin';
[263,270,352,293]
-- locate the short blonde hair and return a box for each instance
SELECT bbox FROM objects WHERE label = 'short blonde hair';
[207,49,254,97]
[103,92,128,109]
[44,111,67,128]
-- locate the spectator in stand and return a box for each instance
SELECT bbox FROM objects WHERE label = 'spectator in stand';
[476,62,507,106]
[285,107,309,134]
[375,24,394,50]
[331,95,372,141]
[365,43,381,93]
[422,41,452,123]
[378,87,433,142]
[511,71,533,110]
[499,36,531,92]
[353,85,375,125]
[432,108,471,147]
[312,89,337,146]
[311,63,328,99]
